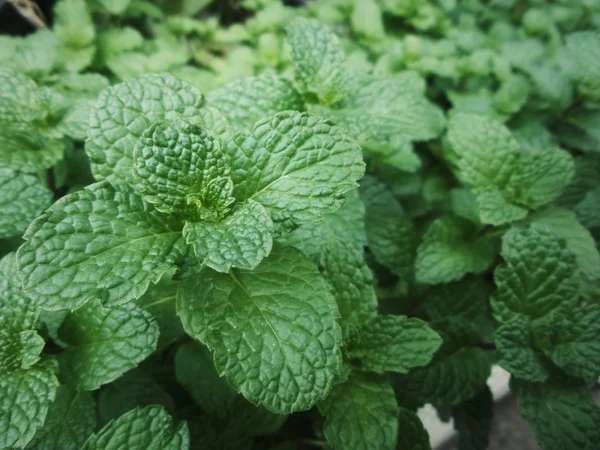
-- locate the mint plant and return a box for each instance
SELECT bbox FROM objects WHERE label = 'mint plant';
[1,1,600,450]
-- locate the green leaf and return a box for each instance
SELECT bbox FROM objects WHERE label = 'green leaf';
[98,0,131,14]
[175,342,285,436]
[96,28,143,62]
[476,188,528,226]
[56,100,94,141]
[451,387,493,450]
[513,379,600,450]
[349,315,441,374]
[286,19,347,105]
[0,68,45,124]
[279,188,366,258]
[565,31,600,101]
[0,129,64,173]
[494,317,551,382]
[135,278,183,351]
[225,111,365,231]
[54,0,95,48]
[0,168,52,239]
[57,299,159,390]
[447,113,520,188]
[17,181,185,311]
[177,244,343,413]
[415,217,497,285]
[319,373,398,450]
[317,239,377,334]
[86,73,208,183]
[351,0,385,41]
[97,369,175,426]
[26,384,96,450]
[0,360,59,449]
[81,405,189,450]
[396,407,431,450]
[183,200,273,272]
[208,75,305,131]
[530,208,600,299]
[540,306,600,381]
[490,225,579,323]
[361,176,417,278]
[133,119,234,218]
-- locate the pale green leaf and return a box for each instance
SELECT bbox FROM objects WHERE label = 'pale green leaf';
[348,315,442,374]
[415,217,497,285]
[26,385,96,450]
[54,0,95,48]
[183,200,273,272]
[476,188,528,226]
[565,31,600,101]
[98,0,131,14]
[0,168,52,239]
[58,299,159,390]
[319,373,398,450]
[226,111,364,230]
[177,245,343,413]
[0,129,64,173]
[81,405,189,450]
[17,182,185,311]
[351,0,385,41]
[0,68,45,124]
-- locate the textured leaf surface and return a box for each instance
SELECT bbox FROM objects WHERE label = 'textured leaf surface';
[133,119,234,218]
[226,111,364,230]
[349,315,441,374]
[177,245,343,413]
[531,208,600,298]
[18,181,185,311]
[26,385,96,450]
[476,188,528,226]
[415,217,497,284]
[0,360,59,449]
[183,200,273,272]
[319,373,398,450]
[279,189,366,258]
[318,239,377,333]
[286,19,346,105]
[0,67,44,124]
[86,73,206,183]
[514,379,600,450]
[494,317,551,382]
[208,75,305,131]
[81,405,189,450]
[0,253,39,333]
[58,300,159,390]
[0,168,52,239]
[490,225,579,322]
[0,129,64,173]
[565,31,600,101]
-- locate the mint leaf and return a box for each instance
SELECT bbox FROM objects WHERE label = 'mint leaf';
[476,188,528,227]
[0,129,64,173]
[415,217,497,284]
[541,306,600,381]
[279,189,366,258]
[132,119,234,218]
[177,244,343,413]
[54,0,95,49]
[0,360,59,450]
[26,384,96,450]
[360,176,417,278]
[286,19,346,105]
[319,373,398,450]
[81,405,189,450]
[86,73,207,183]
[451,387,493,450]
[0,68,45,124]
[396,407,431,450]
[351,0,385,41]
[565,31,600,101]
[0,168,52,239]
[447,113,520,188]
[318,239,377,334]
[494,317,551,382]
[17,181,185,311]
[531,208,600,299]
[226,111,364,230]
[183,200,273,272]
[208,75,305,131]
[97,369,175,426]
[56,100,95,141]
[513,379,600,450]
[348,315,441,374]
[58,299,159,390]
[491,225,579,323]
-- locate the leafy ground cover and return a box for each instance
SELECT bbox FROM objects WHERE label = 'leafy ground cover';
[1,0,600,449]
